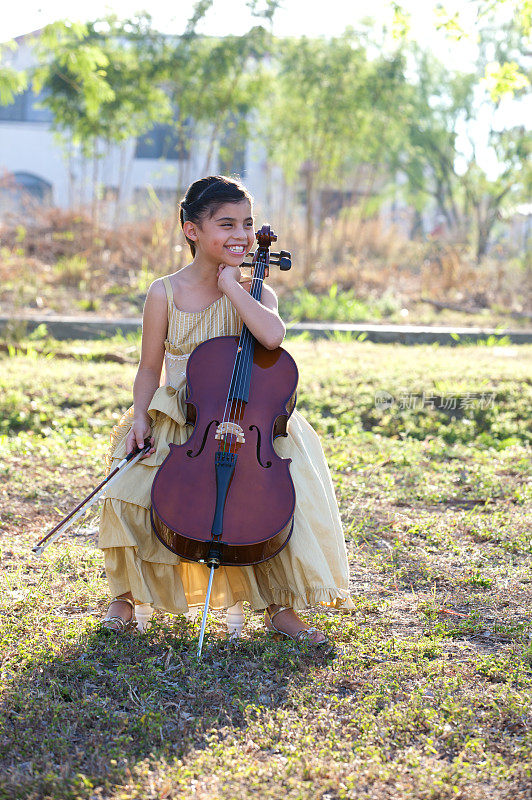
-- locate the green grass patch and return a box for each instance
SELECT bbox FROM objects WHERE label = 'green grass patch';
[0,340,530,798]
[279,283,401,323]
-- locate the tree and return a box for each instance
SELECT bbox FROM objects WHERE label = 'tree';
[434,0,531,102]
[29,15,174,231]
[156,24,273,257]
[397,7,530,263]
[260,30,410,276]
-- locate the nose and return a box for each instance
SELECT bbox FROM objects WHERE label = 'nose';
[230,223,252,240]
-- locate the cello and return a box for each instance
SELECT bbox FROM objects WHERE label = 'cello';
[150,225,296,655]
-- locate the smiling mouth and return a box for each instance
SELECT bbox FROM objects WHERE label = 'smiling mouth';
[225,246,247,254]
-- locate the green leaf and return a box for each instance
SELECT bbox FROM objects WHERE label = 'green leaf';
[482,61,530,102]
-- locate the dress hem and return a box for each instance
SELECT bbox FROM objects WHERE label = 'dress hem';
[104,581,354,614]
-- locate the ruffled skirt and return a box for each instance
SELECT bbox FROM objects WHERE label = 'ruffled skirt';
[98,380,354,614]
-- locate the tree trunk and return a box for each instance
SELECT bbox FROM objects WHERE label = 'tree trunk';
[304,169,314,281]
[410,208,423,239]
[203,113,229,175]
[91,141,100,240]
[352,163,378,251]
[67,141,75,210]
[80,153,86,212]
[169,157,186,269]
[113,144,127,230]
[475,204,499,265]
[265,159,272,219]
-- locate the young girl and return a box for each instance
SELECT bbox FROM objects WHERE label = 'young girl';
[98,174,354,646]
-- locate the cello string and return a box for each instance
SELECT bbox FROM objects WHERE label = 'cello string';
[219,248,268,456]
[217,229,272,456]
[217,241,267,455]
[217,277,256,453]
[220,280,258,455]
[223,253,267,455]
[216,259,259,454]
[230,268,268,454]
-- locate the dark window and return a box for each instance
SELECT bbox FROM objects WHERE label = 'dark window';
[135,122,190,160]
[0,173,52,215]
[0,88,54,123]
[13,172,52,200]
[0,91,26,121]
[26,88,54,122]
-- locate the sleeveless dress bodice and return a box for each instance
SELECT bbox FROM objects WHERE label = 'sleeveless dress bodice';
[161,275,243,389]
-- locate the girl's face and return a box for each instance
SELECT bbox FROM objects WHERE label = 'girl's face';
[187,199,255,266]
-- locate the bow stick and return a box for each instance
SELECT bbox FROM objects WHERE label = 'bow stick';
[32,439,152,556]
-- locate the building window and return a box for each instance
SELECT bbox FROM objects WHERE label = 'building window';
[0,171,52,216]
[0,88,54,123]
[26,88,54,122]
[13,172,52,201]
[0,92,26,121]
[135,123,190,160]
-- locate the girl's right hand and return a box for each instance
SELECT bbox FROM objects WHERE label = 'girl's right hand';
[126,415,155,458]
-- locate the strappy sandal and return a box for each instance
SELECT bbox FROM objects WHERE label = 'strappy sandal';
[100,597,137,635]
[264,605,333,653]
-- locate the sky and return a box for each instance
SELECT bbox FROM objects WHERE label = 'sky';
[2,1,527,180]
[2,0,480,66]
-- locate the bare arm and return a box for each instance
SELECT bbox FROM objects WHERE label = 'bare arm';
[133,279,168,422]
[220,273,286,350]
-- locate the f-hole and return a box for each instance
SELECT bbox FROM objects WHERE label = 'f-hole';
[248,424,272,468]
[187,419,219,458]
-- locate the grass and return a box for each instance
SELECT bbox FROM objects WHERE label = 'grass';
[0,338,531,799]
[277,284,402,323]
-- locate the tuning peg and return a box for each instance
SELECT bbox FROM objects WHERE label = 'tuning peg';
[270,256,291,270]
[242,250,292,270]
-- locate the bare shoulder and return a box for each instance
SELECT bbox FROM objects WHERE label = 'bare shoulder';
[147,277,168,302]
[142,279,167,334]
[137,279,167,370]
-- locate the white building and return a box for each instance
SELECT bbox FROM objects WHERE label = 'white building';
[0,28,270,225]
[0,27,474,245]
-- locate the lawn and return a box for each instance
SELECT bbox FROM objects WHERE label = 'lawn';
[0,335,531,799]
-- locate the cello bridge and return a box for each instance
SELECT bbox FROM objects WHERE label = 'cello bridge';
[215,421,246,443]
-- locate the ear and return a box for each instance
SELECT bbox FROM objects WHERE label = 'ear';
[183,220,198,240]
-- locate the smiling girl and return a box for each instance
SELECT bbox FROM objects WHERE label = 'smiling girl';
[98,175,353,647]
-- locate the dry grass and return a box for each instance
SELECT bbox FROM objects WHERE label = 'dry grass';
[1,204,530,326]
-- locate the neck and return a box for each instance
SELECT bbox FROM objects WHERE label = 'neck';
[184,254,220,288]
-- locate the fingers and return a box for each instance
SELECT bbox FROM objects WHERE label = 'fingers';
[141,436,155,459]
[125,430,136,456]
[126,431,155,457]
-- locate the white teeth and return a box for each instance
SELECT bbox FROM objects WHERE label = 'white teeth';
[227,246,245,252]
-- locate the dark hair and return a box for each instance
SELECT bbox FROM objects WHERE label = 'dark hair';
[179,175,254,256]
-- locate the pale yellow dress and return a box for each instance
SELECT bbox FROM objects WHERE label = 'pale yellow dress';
[98,276,354,614]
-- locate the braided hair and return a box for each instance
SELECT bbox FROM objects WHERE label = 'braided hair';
[179,175,254,256]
